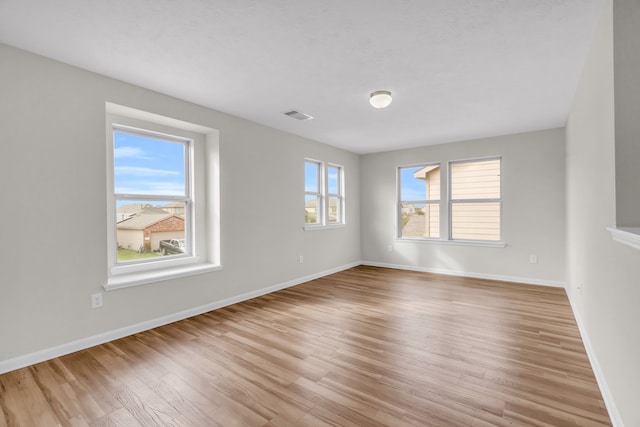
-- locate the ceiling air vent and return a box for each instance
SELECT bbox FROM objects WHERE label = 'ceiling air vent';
[283,110,314,121]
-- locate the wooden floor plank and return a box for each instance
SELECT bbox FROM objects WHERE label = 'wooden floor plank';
[0,369,62,426]
[90,407,143,427]
[0,266,611,426]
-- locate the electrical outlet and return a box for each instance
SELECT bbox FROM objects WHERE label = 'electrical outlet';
[299,255,304,264]
[386,245,393,252]
[529,255,538,264]
[91,293,103,309]
[577,282,583,295]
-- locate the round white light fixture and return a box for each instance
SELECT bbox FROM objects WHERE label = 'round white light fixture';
[369,90,392,109]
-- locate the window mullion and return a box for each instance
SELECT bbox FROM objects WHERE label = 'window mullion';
[115,194,190,202]
[450,198,501,204]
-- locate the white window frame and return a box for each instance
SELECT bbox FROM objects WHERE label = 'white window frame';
[304,159,324,226]
[105,103,221,290]
[112,124,194,262]
[448,157,502,243]
[304,158,345,230]
[326,163,345,225]
[397,163,441,239]
[396,156,505,247]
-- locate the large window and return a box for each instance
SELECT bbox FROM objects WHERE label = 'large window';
[397,157,502,242]
[398,164,440,238]
[106,104,220,290]
[450,158,501,241]
[305,159,344,228]
[113,126,191,262]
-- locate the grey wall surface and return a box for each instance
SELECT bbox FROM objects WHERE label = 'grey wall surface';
[360,129,566,284]
[614,0,640,227]
[0,43,361,362]
[566,2,640,425]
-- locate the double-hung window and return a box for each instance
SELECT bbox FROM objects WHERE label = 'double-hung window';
[449,158,501,241]
[398,164,441,238]
[106,104,221,290]
[304,159,344,228]
[327,164,344,224]
[305,160,323,225]
[112,125,192,261]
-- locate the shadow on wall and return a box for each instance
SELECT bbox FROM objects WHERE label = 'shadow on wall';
[393,242,465,274]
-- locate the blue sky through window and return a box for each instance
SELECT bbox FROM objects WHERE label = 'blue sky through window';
[114,132,186,199]
[304,161,319,192]
[400,166,428,201]
[328,166,338,194]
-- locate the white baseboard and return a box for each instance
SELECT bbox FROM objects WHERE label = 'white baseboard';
[0,261,360,375]
[361,261,566,288]
[566,290,623,427]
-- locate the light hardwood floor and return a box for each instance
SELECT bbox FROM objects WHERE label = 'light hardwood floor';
[0,266,611,426]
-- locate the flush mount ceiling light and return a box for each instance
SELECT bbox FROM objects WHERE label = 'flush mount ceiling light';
[369,90,392,109]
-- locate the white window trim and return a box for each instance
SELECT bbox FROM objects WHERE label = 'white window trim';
[608,227,640,251]
[304,159,345,230]
[448,156,503,243]
[105,103,221,290]
[111,124,195,268]
[304,159,324,227]
[397,162,441,240]
[397,157,504,245]
[326,163,345,225]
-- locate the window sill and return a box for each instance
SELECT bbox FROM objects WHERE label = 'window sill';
[105,263,222,291]
[608,227,640,251]
[303,223,346,231]
[395,238,506,248]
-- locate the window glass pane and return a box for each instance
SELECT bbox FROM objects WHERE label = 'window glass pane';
[114,131,186,196]
[400,203,439,238]
[305,195,320,224]
[451,159,500,200]
[327,196,341,223]
[451,202,500,241]
[400,165,440,201]
[328,166,339,194]
[305,161,319,193]
[115,200,186,262]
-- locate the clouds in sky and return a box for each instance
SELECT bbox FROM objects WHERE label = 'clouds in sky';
[115,166,180,177]
[114,146,149,159]
[114,134,186,196]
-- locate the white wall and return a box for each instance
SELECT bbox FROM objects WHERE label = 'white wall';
[0,43,360,364]
[360,129,566,285]
[566,1,640,425]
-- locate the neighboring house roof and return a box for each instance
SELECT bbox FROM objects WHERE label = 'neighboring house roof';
[117,213,183,230]
[117,203,150,214]
[413,165,439,180]
[117,204,176,215]
[142,206,174,214]
[161,202,184,208]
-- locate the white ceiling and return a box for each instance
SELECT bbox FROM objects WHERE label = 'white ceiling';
[0,0,604,154]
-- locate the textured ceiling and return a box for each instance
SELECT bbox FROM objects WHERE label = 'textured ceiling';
[0,0,604,153]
